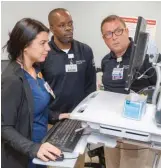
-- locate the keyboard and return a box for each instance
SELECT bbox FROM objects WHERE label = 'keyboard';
[42,119,83,152]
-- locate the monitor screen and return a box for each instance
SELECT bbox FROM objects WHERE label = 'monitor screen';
[125,16,149,91]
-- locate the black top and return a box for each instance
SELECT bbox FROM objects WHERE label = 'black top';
[41,37,96,121]
[101,39,157,94]
[1,61,41,168]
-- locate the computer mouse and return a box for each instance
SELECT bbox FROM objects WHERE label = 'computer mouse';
[45,153,64,161]
[55,153,64,161]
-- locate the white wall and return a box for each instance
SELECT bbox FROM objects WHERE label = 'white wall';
[1,1,161,66]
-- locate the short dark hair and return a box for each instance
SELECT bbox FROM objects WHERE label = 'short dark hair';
[3,18,49,61]
[101,15,126,33]
[48,8,69,26]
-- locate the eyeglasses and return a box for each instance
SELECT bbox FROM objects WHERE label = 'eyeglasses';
[103,28,125,39]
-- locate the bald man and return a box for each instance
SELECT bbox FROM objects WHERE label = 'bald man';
[41,8,96,123]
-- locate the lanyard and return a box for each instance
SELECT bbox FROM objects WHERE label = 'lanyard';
[68,54,74,64]
[116,57,122,68]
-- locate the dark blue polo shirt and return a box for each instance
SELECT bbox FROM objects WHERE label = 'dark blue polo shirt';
[101,40,157,94]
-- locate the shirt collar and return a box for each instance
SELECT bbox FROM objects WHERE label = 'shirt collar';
[49,36,79,54]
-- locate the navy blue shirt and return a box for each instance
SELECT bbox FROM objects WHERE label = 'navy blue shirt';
[101,40,157,94]
[41,37,96,121]
[24,69,50,168]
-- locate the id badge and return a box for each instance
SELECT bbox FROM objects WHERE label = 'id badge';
[112,68,124,80]
[44,82,56,99]
[68,54,74,59]
[65,64,78,72]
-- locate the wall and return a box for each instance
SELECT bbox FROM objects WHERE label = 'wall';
[1,1,161,66]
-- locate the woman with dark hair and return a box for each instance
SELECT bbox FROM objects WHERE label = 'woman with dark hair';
[1,18,61,168]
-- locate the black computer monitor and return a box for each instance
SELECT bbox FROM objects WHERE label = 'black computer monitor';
[125,16,149,91]
[133,16,147,43]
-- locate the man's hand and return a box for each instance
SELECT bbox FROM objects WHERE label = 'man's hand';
[37,142,61,162]
[59,113,70,120]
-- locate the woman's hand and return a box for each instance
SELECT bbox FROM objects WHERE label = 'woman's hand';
[37,142,61,162]
[59,113,70,120]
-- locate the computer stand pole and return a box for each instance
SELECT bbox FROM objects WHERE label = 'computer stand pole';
[152,62,161,105]
[152,62,161,127]
[152,62,161,168]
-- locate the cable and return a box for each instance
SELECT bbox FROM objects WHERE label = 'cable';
[135,71,142,76]
[127,66,155,90]
[137,67,155,80]
[143,71,155,79]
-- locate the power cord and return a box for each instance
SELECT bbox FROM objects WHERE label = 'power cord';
[127,66,155,90]
[136,67,155,80]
